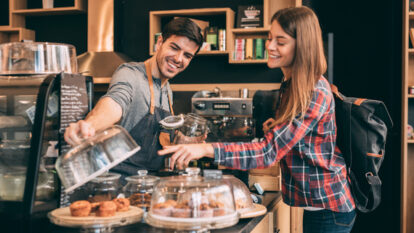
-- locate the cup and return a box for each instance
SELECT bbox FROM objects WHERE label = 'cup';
[42,0,54,9]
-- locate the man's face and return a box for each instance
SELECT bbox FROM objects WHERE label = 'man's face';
[155,35,199,79]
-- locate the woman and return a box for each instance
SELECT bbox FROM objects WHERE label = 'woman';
[159,6,356,233]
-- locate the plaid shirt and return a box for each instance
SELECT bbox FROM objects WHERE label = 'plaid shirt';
[213,77,355,212]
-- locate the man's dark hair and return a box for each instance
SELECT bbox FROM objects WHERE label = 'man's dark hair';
[161,17,203,54]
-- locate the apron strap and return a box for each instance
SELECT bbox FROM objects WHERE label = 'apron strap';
[144,60,155,115]
[144,60,174,115]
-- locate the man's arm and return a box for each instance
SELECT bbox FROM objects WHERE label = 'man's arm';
[64,96,122,146]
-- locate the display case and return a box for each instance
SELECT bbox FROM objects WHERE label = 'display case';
[0,42,93,232]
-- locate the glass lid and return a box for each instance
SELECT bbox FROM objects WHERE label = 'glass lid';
[146,168,239,230]
[55,125,141,193]
[0,41,78,75]
[125,170,160,185]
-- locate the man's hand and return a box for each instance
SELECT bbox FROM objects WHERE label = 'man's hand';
[64,120,95,146]
[158,143,214,170]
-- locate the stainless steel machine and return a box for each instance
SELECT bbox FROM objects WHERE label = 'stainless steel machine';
[191,88,255,142]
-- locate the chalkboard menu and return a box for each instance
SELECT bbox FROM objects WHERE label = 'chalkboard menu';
[58,72,90,206]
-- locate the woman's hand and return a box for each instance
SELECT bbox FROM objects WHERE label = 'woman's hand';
[262,118,276,134]
[158,143,214,170]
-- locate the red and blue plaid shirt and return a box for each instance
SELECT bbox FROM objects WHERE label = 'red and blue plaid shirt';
[213,77,355,212]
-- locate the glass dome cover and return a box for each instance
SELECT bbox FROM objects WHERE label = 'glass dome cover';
[0,41,78,75]
[55,126,140,193]
[146,168,239,231]
[222,175,255,214]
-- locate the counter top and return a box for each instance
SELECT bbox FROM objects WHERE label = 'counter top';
[49,192,282,233]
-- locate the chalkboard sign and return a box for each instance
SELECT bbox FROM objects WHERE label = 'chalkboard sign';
[58,72,90,206]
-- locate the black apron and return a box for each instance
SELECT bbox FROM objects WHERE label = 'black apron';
[111,60,174,176]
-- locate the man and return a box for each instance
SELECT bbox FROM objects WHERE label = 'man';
[64,18,203,175]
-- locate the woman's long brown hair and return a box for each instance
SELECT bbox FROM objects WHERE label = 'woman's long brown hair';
[270,6,327,126]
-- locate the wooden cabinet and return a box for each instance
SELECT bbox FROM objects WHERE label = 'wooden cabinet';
[0,0,86,43]
[149,8,234,56]
[402,1,414,233]
[228,0,302,64]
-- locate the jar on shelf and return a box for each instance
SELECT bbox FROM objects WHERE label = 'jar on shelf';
[123,170,160,212]
[87,172,121,203]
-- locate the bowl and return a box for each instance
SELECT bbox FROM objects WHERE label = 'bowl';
[55,126,140,193]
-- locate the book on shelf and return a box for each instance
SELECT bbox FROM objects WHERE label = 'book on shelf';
[234,38,245,60]
[236,5,263,28]
[245,38,253,59]
[233,37,267,61]
[218,29,226,51]
[255,38,264,59]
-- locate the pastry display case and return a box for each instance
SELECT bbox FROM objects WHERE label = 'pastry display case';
[0,41,93,231]
[146,168,239,231]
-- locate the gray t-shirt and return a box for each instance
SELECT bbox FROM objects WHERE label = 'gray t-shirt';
[103,62,173,131]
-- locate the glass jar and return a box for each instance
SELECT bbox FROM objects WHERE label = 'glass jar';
[123,170,160,212]
[87,172,121,202]
[0,167,26,201]
[173,113,208,144]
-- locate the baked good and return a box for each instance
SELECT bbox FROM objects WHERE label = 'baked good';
[195,203,213,218]
[88,193,112,203]
[113,198,130,212]
[209,201,226,216]
[152,200,177,216]
[90,202,101,213]
[129,193,151,206]
[235,198,249,210]
[172,202,192,218]
[96,201,117,217]
[70,200,92,217]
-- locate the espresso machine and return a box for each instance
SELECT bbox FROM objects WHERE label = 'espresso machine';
[191,88,255,142]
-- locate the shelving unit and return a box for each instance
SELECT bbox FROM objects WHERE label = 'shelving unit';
[228,0,302,64]
[402,1,414,233]
[149,8,234,56]
[1,0,86,42]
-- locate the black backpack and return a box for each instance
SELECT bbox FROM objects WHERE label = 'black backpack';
[331,85,393,213]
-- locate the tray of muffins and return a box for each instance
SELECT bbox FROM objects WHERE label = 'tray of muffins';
[48,198,143,228]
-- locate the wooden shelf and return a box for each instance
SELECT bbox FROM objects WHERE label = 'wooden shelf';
[0,27,35,43]
[231,28,270,34]
[12,7,86,16]
[149,8,234,56]
[408,94,414,98]
[408,139,414,143]
[409,12,414,19]
[229,59,268,64]
[197,50,228,55]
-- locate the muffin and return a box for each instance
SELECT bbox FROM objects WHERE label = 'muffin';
[113,198,130,212]
[70,200,92,217]
[96,201,117,217]
[209,201,226,216]
[152,200,176,216]
[194,203,213,218]
[172,202,192,218]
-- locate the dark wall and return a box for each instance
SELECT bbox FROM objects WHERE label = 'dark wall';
[114,0,284,84]
[306,1,402,233]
